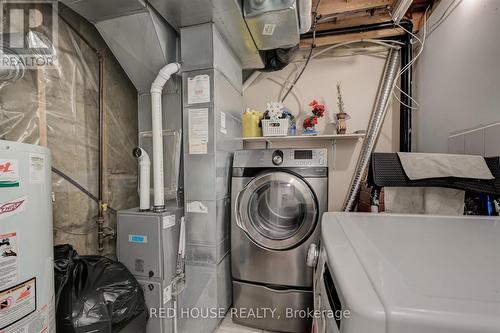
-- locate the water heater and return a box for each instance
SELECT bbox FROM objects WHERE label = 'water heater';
[0,140,55,333]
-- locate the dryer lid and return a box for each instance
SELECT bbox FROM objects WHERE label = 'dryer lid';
[235,171,318,250]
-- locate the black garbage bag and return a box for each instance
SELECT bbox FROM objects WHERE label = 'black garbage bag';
[54,244,148,333]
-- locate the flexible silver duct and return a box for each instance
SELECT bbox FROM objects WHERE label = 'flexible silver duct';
[343,48,401,211]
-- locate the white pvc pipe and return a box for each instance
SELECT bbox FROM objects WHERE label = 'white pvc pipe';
[298,0,312,34]
[151,62,181,211]
[133,147,150,211]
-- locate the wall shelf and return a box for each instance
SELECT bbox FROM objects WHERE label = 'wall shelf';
[241,133,365,143]
[241,133,365,170]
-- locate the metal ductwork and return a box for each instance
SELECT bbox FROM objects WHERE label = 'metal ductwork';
[147,0,265,69]
[59,0,177,93]
[60,0,309,72]
[243,0,300,50]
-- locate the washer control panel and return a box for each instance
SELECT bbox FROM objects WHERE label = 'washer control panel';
[287,149,326,167]
[233,149,328,168]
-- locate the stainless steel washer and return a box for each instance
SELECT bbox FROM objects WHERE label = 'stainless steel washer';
[231,148,328,333]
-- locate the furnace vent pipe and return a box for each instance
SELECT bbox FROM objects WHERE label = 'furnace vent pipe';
[151,62,181,211]
[298,0,313,34]
[342,48,401,212]
[133,147,150,211]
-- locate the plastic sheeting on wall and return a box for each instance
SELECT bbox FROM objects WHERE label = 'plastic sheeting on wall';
[0,12,139,255]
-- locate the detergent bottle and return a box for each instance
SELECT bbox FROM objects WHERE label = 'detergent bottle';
[242,108,263,137]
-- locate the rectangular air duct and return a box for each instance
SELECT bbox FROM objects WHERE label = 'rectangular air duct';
[243,0,300,50]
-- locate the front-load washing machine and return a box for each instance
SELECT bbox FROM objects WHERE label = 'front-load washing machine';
[231,148,328,333]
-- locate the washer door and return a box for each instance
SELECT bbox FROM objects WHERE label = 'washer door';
[235,171,318,250]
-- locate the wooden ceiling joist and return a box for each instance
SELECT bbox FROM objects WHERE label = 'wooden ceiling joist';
[313,0,394,16]
[316,13,394,32]
[301,27,405,47]
[303,0,432,47]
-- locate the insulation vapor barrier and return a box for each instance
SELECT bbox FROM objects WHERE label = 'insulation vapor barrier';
[0,11,139,255]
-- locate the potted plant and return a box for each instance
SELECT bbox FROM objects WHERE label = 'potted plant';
[334,82,351,134]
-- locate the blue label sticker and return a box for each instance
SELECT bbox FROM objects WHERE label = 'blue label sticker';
[128,235,148,244]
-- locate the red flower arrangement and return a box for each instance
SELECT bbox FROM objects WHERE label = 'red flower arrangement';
[303,100,325,134]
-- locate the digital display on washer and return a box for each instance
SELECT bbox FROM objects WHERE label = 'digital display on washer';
[294,150,313,159]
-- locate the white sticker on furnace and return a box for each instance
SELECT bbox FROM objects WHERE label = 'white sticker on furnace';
[29,154,45,184]
[262,24,276,36]
[162,215,175,229]
[186,201,208,214]
[0,278,36,331]
[220,112,227,135]
[0,159,19,188]
[0,233,18,289]
[187,75,210,104]
[188,108,209,155]
[0,196,27,221]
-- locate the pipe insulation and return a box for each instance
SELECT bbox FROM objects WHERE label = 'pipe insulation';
[133,147,151,211]
[342,48,401,212]
[298,0,313,34]
[151,62,181,211]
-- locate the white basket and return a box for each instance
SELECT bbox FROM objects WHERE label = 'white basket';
[261,119,289,137]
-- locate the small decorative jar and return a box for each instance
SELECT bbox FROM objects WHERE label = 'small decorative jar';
[335,112,350,134]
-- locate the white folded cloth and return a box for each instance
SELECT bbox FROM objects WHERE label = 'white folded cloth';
[397,152,494,180]
[385,187,465,215]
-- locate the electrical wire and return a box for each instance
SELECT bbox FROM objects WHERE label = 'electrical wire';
[391,0,462,110]
[281,0,322,103]
[268,77,305,114]
[52,166,117,212]
[312,39,401,60]
[391,5,431,110]
[427,0,462,37]
[278,63,300,101]
[280,37,403,103]
[54,226,97,236]
[281,47,313,103]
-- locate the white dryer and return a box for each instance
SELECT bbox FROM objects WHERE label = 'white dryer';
[231,148,328,333]
[312,213,500,333]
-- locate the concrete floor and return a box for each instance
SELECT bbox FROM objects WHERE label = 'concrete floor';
[216,316,278,333]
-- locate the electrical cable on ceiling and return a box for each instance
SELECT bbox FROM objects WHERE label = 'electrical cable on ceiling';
[427,0,462,37]
[281,0,322,103]
[311,39,401,60]
[391,5,430,110]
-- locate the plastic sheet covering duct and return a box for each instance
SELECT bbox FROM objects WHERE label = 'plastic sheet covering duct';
[343,48,401,211]
[0,14,139,255]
